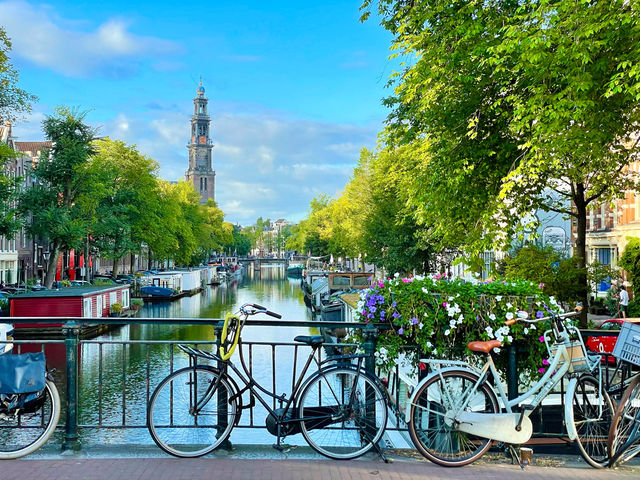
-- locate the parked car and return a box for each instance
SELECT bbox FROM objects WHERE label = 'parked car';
[586,318,640,362]
[92,275,121,285]
[70,280,91,287]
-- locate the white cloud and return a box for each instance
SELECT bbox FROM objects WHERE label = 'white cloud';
[0,0,181,78]
[12,102,379,225]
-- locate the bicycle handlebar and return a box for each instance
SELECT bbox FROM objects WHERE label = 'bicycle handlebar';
[505,307,581,326]
[240,303,283,319]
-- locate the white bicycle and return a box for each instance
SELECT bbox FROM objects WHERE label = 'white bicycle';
[406,308,612,468]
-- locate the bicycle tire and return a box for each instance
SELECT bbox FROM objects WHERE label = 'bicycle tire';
[298,366,388,459]
[569,374,614,468]
[408,369,499,467]
[0,379,60,460]
[147,366,238,458]
[608,375,640,466]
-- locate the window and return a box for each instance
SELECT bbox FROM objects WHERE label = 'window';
[96,295,103,316]
[122,289,130,308]
[596,248,611,265]
[109,291,117,306]
[83,298,93,318]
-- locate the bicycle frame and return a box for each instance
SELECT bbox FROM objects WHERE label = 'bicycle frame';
[410,318,602,444]
[187,336,370,436]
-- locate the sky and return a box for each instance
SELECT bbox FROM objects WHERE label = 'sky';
[0,0,398,225]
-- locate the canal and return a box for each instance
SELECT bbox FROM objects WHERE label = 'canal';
[75,264,322,447]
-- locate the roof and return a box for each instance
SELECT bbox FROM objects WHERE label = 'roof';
[14,141,52,153]
[339,293,361,309]
[10,285,127,299]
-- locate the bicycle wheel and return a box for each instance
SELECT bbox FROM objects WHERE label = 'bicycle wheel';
[569,374,614,468]
[608,375,640,466]
[408,369,499,467]
[147,366,238,457]
[298,367,388,459]
[0,380,61,459]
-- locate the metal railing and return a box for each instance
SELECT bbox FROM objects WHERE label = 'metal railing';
[1,318,631,452]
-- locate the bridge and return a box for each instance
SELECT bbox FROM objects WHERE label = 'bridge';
[238,255,307,271]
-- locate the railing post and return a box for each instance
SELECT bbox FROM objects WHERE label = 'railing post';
[362,322,378,375]
[214,323,232,450]
[62,319,82,452]
[507,343,518,400]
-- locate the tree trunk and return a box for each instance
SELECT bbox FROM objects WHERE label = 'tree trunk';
[112,258,120,278]
[44,244,60,289]
[574,184,589,328]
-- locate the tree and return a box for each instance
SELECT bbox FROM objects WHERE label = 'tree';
[619,238,640,301]
[0,28,36,123]
[85,139,159,277]
[0,142,21,238]
[363,0,640,325]
[19,108,96,288]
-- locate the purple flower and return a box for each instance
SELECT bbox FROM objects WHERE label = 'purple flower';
[392,312,400,319]
[536,311,544,319]
[539,336,545,343]
[542,358,549,365]
[538,368,546,374]
[411,317,418,325]
[392,302,397,308]
[398,327,404,335]
[442,302,447,307]
[369,306,377,313]
[380,311,386,319]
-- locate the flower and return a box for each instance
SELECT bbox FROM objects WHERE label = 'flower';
[542,358,549,365]
[496,295,502,301]
[505,312,514,320]
[539,336,545,343]
[444,329,450,336]
[538,283,545,289]
[538,368,546,374]
[536,311,544,319]
[411,317,419,325]
[398,327,404,335]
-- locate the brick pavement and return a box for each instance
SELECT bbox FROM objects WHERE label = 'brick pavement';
[1,457,637,480]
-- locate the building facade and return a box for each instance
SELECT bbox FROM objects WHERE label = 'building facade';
[185,81,216,204]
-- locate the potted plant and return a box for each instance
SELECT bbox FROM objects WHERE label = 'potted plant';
[131,298,143,311]
[110,302,123,317]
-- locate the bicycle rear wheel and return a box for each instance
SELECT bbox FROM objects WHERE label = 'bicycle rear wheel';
[408,369,499,467]
[298,367,388,459]
[608,375,640,466]
[569,374,614,468]
[0,380,60,459]
[147,366,238,457]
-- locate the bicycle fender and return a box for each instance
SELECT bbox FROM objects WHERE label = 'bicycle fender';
[564,376,579,441]
[405,365,477,424]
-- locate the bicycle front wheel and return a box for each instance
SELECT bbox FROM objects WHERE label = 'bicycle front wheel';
[408,369,499,467]
[608,375,640,466]
[0,379,61,459]
[298,367,388,459]
[147,366,238,457]
[570,374,614,468]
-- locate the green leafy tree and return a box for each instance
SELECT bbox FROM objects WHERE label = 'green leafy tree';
[19,107,96,288]
[85,139,159,277]
[0,29,36,123]
[362,0,640,325]
[0,142,21,237]
[620,238,640,300]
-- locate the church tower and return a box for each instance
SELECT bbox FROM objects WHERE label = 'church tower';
[185,80,215,204]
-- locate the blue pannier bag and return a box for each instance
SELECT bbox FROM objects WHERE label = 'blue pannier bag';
[0,352,46,394]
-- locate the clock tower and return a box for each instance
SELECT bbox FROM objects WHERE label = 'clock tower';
[186,80,215,204]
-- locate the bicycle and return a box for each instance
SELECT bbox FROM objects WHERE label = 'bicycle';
[607,321,640,467]
[0,343,61,460]
[146,303,388,460]
[406,308,613,468]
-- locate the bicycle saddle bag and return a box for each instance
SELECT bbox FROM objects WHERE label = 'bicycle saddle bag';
[0,352,46,394]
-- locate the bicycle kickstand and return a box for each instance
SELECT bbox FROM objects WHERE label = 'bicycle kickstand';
[507,445,525,470]
[373,441,391,464]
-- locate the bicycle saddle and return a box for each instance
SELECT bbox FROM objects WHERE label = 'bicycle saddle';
[294,335,325,346]
[467,340,502,353]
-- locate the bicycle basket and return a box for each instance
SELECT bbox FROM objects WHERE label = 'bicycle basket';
[0,352,46,394]
[549,340,591,373]
[612,322,640,367]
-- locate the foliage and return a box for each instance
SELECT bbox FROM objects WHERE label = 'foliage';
[130,298,143,310]
[0,142,22,237]
[19,107,97,288]
[620,238,640,300]
[0,28,36,123]
[502,245,560,290]
[362,0,640,326]
[110,302,123,314]
[85,139,160,277]
[352,275,562,378]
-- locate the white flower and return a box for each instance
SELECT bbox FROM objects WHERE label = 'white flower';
[506,302,513,309]
[496,295,503,302]
[507,335,513,343]
[494,348,501,354]
[448,296,454,301]
[530,324,536,331]
[426,341,432,348]
[422,287,429,294]
[506,312,514,320]
[445,330,450,336]
[394,272,400,278]
[457,314,464,324]
[449,320,456,328]
[489,313,496,321]
[523,328,529,334]
[432,348,438,355]
[419,322,424,330]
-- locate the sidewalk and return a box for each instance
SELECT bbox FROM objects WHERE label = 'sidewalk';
[3,448,638,480]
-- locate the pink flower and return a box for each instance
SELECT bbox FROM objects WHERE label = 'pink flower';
[539,336,545,343]
[538,283,545,289]
[538,368,546,374]
[443,302,448,307]
[402,278,410,283]
[542,358,549,365]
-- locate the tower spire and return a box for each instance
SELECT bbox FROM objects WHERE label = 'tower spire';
[185,80,215,204]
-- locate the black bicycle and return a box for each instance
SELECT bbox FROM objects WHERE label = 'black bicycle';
[146,303,388,459]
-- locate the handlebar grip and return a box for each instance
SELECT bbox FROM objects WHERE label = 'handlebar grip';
[251,303,267,310]
[267,310,282,319]
[505,318,517,326]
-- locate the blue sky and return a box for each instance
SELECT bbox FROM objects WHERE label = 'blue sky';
[1,0,397,225]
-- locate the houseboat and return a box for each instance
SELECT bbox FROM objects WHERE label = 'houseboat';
[9,285,132,338]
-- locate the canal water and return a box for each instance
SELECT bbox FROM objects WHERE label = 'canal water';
[75,265,322,446]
